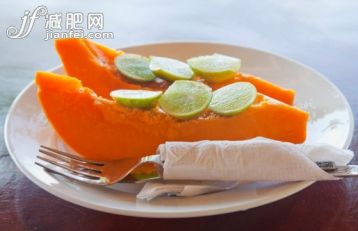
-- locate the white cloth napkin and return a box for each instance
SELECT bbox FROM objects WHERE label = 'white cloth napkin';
[137,181,240,201]
[137,137,354,200]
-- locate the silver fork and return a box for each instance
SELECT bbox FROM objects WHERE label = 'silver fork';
[36,146,358,186]
[35,145,163,185]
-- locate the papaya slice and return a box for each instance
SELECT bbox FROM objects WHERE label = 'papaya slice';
[55,38,295,104]
[208,73,295,104]
[55,39,169,97]
[36,71,308,161]
[55,38,140,99]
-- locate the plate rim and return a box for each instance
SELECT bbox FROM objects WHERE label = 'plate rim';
[4,41,354,218]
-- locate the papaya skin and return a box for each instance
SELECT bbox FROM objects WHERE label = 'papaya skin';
[55,38,295,104]
[36,71,308,161]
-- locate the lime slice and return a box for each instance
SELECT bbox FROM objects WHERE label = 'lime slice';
[209,82,257,116]
[187,54,241,83]
[159,80,212,119]
[114,54,156,82]
[131,172,159,180]
[110,89,162,108]
[130,163,159,181]
[149,56,194,81]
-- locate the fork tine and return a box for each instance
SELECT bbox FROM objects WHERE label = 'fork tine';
[36,155,102,179]
[40,145,104,166]
[35,160,108,185]
[39,148,102,173]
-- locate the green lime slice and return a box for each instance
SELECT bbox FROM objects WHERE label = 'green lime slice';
[114,54,156,82]
[209,82,257,116]
[149,56,194,81]
[110,89,162,108]
[187,54,241,83]
[159,80,212,119]
[130,172,159,180]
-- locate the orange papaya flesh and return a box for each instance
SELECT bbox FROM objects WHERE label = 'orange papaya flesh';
[208,73,295,105]
[36,71,308,161]
[55,39,295,104]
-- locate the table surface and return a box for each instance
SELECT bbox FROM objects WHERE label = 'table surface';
[1,0,358,230]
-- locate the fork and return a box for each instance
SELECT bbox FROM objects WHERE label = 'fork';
[35,145,163,185]
[36,146,358,186]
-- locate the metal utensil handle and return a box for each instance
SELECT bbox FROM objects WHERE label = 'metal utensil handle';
[316,161,358,177]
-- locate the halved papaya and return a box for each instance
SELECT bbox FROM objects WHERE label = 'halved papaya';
[55,39,295,104]
[208,73,295,104]
[36,71,308,161]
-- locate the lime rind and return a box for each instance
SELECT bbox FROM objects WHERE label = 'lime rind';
[110,90,162,108]
[159,80,212,119]
[130,172,159,180]
[114,54,156,82]
[209,82,257,116]
[149,56,194,81]
[187,53,241,83]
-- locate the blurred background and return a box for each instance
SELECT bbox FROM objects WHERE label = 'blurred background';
[1,0,358,151]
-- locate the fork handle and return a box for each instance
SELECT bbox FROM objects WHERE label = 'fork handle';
[139,154,163,176]
[326,165,358,177]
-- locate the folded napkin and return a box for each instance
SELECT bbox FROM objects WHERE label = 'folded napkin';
[137,137,354,200]
[137,181,239,201]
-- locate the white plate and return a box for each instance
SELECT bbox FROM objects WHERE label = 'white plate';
[4,42,354,218]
